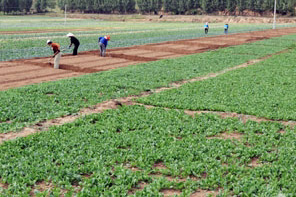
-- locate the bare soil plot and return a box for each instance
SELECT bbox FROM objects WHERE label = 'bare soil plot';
[1,27,296,91]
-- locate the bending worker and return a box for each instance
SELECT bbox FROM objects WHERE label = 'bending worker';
[224,24,229,34]
[67,33,80,55]
[98,35,110,57]
[47,40,61,69]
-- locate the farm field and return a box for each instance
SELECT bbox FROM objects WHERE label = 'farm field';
[1,16,296,196]
[1,105,295,196]
[2,27,296,92]
[1,32,296,133]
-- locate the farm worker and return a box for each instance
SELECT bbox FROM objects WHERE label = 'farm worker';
[98,35,110,57]
[224,24,229,34]
[67,33,80,56]
[47,40,61,69]
[204,22,209,34]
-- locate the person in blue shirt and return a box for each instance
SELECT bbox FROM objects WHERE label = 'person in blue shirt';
[224,24,229,34]
[204,22,209,34]
[98,35,110,57]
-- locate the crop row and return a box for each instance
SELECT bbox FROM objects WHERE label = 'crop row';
[137,44,296,121]
[1,105,295,196]
[2,35,294,133]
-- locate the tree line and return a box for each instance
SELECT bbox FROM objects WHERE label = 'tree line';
[138,0,296,15]
[1,0,296,15]
[0,0,55,14]
[57,0,136,14]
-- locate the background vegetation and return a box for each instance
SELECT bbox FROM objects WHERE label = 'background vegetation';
[1,0,296,16]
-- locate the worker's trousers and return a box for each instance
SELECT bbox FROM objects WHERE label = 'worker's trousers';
[224,29,228,34]
[99,43,106,57]
[54,52,61,69]
[73,44,79,55]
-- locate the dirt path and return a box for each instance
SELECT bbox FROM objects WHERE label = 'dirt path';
[1,27,296,91]
[1,47,294,144]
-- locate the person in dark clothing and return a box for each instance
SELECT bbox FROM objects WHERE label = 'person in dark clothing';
[98,35,110,57]
[204,22,209,34]
[67,33,80,55]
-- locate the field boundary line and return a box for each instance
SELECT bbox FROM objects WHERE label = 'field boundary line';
[135,103,296,128]
[0,48,292,144]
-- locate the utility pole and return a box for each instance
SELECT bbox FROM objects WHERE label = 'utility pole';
[273,0,277,29]
[64,4,67,25]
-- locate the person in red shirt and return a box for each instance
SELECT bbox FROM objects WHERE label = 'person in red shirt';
[47,40,61,69]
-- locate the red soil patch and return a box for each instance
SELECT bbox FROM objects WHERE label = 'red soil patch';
[30,181,78,196]
[150,174,188,182]
[128,182,148,195]
[207,132,244,140]
[160,189,182,196]
[248,157,262,167]
[191,189,220,197]
[0,181,9,189]
[278,130,286,134]
[123,163,142,172]
[2,27,296,91]
[154,162,168,170]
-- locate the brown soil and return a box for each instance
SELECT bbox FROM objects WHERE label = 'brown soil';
[154,162,168,170]
[248,157,262,167]
[160,189,182,196]
[150,173,195,182]
[128,182,148,195]
[123,164,141,172]
[207,132,244,140]
[0,181,9,189]
[191,189,220,197]
[2,27,296,91]
[184,109,296,128]
[30,181,71,197]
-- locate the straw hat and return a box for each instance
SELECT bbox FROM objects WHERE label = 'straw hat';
[67,33,75,37]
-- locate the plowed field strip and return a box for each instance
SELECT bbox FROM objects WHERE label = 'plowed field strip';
[0,67,41,76]
[1,73,82,91]
[0,70,73,85]
[0,48,291,144]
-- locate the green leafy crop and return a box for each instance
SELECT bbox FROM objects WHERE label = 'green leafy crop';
[0,105,294,196]
[138,44,296,121]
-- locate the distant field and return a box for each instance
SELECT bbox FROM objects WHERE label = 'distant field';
[1,16,296,61]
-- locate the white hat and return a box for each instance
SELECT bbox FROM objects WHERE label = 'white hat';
[47,40,52,44]
[67,33,74,37]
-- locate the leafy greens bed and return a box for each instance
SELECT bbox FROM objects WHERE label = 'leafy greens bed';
[1,105,295,196]
[137,46,296,121]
